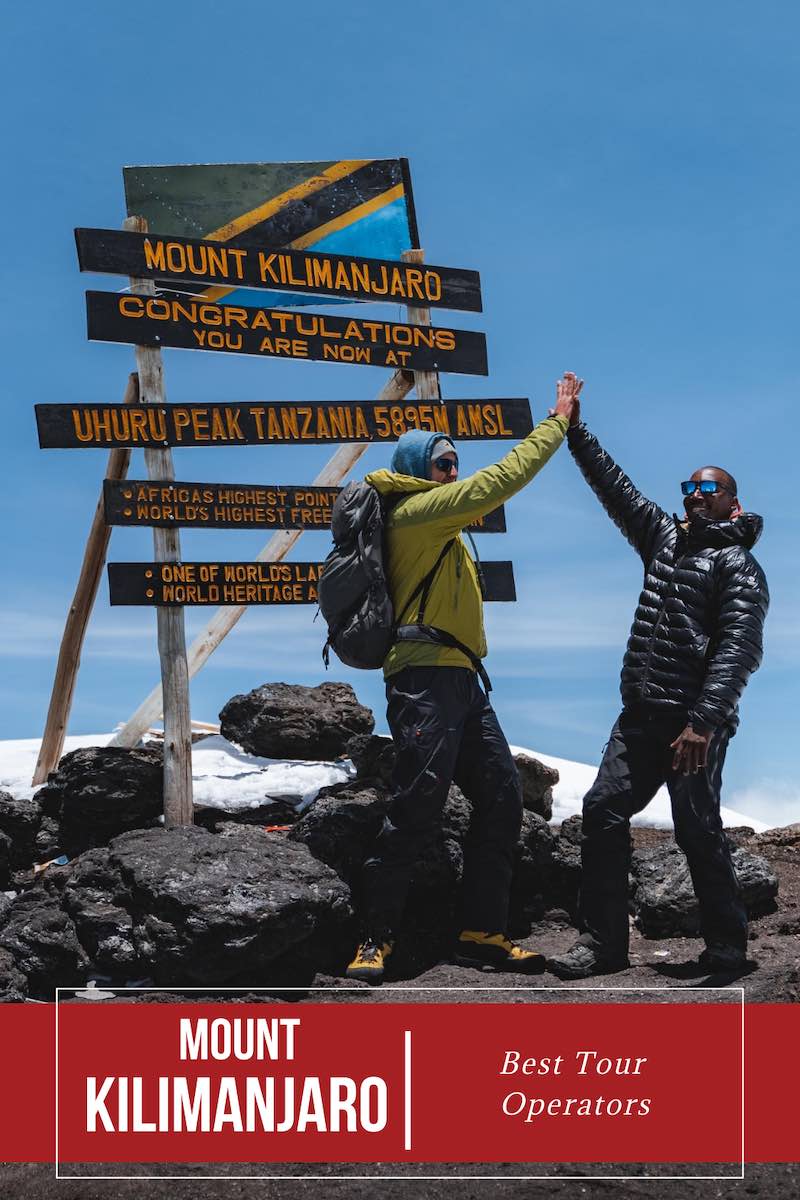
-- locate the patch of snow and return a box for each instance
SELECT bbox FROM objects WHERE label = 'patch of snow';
[190,734,354,814]
[0,731,767,831]
[0,733,115,800]
[0,732,354,817]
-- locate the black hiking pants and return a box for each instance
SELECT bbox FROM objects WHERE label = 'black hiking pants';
[362,666,523,942]
[578,706,748,960]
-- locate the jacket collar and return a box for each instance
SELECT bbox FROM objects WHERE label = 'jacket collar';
[672,511,764,550]
[366,468,441,497]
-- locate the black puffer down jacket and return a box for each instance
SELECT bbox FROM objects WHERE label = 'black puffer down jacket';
[568,423,769,733]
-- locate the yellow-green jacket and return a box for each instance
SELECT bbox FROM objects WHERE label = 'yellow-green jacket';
[366,414,568,678]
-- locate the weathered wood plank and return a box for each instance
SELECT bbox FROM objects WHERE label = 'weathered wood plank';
[85,290,489,375]
[103,479,507,533]
[124,215,193,828]
[108,561,517,605]
[75,227,482,312]
[36,398,531,448]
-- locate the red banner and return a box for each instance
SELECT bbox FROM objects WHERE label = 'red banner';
[0,1000,796,1166]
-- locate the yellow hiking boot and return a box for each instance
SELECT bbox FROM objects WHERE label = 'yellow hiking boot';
[346,938,394,985]
[454,930,546,974]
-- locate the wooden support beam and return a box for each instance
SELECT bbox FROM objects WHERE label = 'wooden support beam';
[123,215,193,827]
[32,372,140,786]
[401,248,442,403]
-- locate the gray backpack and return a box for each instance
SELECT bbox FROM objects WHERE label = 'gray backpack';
[319,481,491,688]
[319,482,395,670]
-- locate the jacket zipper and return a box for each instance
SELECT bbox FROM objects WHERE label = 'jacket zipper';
[640,606,665,699]
[641,545,689,698]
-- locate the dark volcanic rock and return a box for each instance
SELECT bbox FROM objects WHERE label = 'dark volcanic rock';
[63,825,355,986]
[0,789,44,869]
[32,815,63,864]
[632,841,779,937]
[513,753,558,821]
[0,947,27,1002]
[289,781,390,882]
[0,832,10,891]
[345,734,395,786]
[194,799,297,832]
[549,814,584,917]
[32,746,163,857]
[0,890,89,995]
[753,822,800,849]
[291,781,472,975]
[220,682,374,760]
[508,811,556,932]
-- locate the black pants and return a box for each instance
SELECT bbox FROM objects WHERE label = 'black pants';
[579,707,748,959]
[362,666,523,942]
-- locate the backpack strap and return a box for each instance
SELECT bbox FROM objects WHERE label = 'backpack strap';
[395,538,456,626]
[394,624,492,692]
[394,538,492,691]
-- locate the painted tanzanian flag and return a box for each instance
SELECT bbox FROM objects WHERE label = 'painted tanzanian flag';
[123,159,419,308]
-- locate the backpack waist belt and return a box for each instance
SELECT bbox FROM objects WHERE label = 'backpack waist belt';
[394,623,492,692]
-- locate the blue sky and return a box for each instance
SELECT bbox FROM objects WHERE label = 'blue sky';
[1,2,797,824]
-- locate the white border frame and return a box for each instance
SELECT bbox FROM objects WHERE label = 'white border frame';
[55,984,745,1182]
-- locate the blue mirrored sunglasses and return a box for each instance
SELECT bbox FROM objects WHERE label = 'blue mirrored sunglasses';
[681,480,731,497]
[432,455,459,473]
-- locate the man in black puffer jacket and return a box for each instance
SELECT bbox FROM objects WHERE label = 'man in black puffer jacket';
[549,375,769,980]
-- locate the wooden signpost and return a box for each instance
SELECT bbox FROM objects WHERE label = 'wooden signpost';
[36,399,531,449]
[121,214,193,827]
[36,157,527,829]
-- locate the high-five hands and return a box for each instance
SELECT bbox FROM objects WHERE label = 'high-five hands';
[550,371,583,427]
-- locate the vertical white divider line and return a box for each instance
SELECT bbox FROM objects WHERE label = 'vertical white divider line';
[54,989,60,1178]
[743,988,748,1176]
[404,1029,413,1152]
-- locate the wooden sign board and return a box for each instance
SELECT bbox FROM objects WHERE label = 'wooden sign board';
[36,399,532,449]
[85,290,488,375]
[108,561,516,606]
[104,480,507,533]
[76,228,482,313]
[122,158,419,310]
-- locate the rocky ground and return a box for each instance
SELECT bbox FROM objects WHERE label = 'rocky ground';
[0,682,797,1196]
[1,1161,797,1200]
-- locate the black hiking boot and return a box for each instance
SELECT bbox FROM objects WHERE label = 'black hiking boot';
[698,944,750,974]
[549,941,630,980]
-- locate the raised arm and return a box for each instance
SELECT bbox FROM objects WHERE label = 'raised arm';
[565,383,671,561]
[393,374,581,535]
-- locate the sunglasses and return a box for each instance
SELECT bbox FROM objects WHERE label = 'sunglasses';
[432,455,459,473]
[681,480,732,497]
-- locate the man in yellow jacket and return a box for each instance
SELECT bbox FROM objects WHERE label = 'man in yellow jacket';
[346,374,582,983]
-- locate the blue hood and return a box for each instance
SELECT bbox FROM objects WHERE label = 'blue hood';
[390,430,455,479]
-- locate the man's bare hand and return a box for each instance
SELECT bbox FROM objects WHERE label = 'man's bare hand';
[670,725,712,775]
[550,371,583,426]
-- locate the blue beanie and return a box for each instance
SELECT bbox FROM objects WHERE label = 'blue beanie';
[390,430,457,479]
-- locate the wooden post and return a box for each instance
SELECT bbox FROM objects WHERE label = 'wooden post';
[109,367,415,748]
[401,248,442,403]
[124,216,193,826]
[32,373,141,785]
